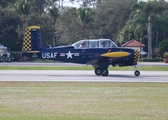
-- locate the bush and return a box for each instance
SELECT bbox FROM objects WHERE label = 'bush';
[139,58,163,62]
[10,51,22,61]
[159,39,168,52]
[163,52,168,58]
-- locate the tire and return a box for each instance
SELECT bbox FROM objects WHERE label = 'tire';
[102,69,109,76]
[134,70,140,76]
[95,68,102,76]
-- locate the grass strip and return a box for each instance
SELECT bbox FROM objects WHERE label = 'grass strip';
[0,82,168,120]
[0,66,168,71]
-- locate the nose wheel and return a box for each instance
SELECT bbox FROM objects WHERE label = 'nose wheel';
[134,65,140,76]
[134,70,140,76]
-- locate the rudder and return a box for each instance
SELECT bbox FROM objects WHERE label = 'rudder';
[22,26,42,52]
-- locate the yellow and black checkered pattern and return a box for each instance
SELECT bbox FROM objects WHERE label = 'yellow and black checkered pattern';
[134,50,140,63]
[22,27,32,52]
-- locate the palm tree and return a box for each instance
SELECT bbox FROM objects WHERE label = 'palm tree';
[45,0,59,46]
[14,0,31,30]
[33,0,46,14]
[131,0,167,58]
[117,20,136,45]
[77,7,93,39]
[153,10,168,48]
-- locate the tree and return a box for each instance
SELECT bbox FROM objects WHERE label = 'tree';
[56,7,80,44]
[93,0,137,42]
[14,0,32,30]
[45,0,59,46]
[131,0,168,58]
[117,20,136,45]
[32,0,46,14]
[77,7,94,39]
[0,0,17,8]
[0,7,21,51]
[159,38,168,52]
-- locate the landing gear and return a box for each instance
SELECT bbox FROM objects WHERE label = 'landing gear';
[94,68,109,76]
[95,68,102,76]
[102,69,109,76]
[134,65,140,76]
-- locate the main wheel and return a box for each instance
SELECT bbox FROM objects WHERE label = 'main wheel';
[95,68,102,75]
[102,69,109,76]
[134,70,140,76]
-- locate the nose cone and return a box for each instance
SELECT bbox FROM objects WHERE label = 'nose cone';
[134,50,140,63]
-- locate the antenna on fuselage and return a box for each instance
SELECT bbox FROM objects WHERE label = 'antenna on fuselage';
[45,41,51,48]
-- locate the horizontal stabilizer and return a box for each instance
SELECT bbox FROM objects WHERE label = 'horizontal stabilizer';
[101,52,130,58]
[24,51,39,53]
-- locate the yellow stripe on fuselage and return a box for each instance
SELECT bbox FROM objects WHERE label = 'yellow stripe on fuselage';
[101,52,130,58]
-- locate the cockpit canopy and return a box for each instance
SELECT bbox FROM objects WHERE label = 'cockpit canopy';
[72,39,118,49]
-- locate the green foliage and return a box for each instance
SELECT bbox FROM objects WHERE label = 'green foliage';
[0,0,17,8]
[14,0,32,16]
[77,8,94,28]
[0,7,21,51]
[140,58,163,62]
[163,52,168,58]
[57,7,80,45]
[77,7,94,39]
[93,0,137,42]
[120,0,168,58]
[159,38,168,52]
[32,0,46,14]
[45,0,59,25]
[1,0,168,53]
[10,51,22,61]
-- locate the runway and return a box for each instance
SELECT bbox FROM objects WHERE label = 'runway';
[0,70,168,82]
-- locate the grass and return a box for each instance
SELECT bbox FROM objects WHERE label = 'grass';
[0,64,167,119]
[0,82,168,120]
[0,66,168,71]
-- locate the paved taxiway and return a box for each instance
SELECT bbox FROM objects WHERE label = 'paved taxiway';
[0,70,168,82]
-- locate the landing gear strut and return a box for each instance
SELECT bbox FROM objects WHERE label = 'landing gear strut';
[94,68,109,76]
[134,65,140,76]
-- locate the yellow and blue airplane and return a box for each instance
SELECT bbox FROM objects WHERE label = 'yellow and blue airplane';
[22,26,140,76]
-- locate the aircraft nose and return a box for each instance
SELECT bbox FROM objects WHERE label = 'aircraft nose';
[134,50,140,63]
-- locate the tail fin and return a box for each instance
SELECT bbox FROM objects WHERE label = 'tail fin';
[22,26,42,52]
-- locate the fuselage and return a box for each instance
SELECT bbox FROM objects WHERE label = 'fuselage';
[23,45,137,66]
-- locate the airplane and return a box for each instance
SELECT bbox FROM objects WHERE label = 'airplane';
[21,25,141,76]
